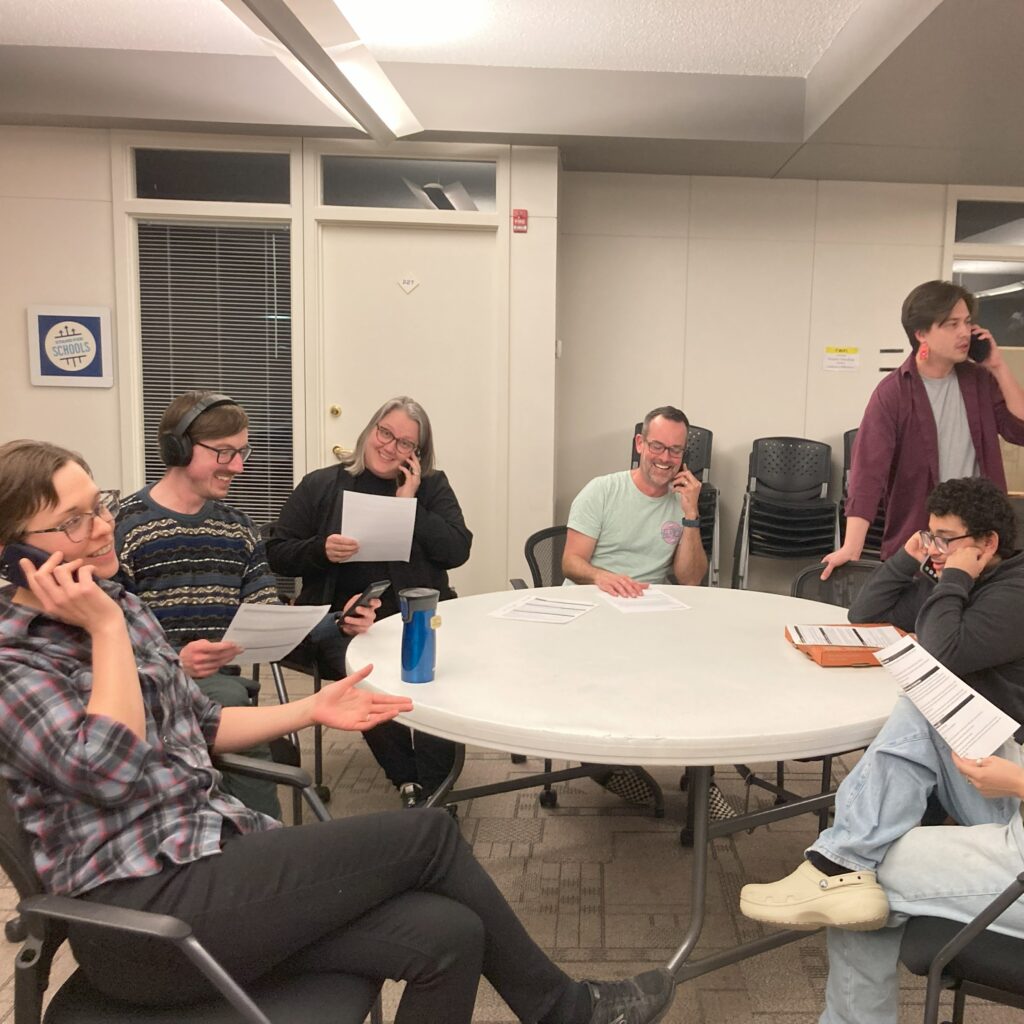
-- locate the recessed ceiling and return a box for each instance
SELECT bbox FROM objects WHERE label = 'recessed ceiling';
[2,0,1023,187]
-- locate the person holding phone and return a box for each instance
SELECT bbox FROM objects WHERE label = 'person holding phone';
[821,280,1024,580]
[0,438,676,1024]
[741,476,1024,1024]
[267,397,472,808]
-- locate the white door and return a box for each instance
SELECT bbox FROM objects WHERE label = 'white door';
[319,222,507,597]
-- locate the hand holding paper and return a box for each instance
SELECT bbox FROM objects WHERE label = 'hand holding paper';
[874,636,1020,759]
[340,491,417,562]
[220,603,331,666]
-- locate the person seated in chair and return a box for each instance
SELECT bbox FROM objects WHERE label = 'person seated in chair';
[562,406,720,814]
[115,392,377,819]
[739,477,1024,1024]
[0,438,675,1024]
[267,396,471,809]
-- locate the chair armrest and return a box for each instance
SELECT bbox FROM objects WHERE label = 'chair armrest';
[509,578,528,590]
[19,894,191,941]
[927,871,1024,978]
[213,753,311,789]
[20,894,275,1024]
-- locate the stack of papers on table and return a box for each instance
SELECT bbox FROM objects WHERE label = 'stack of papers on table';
[785,623,903,667]
[600,588,691,614]
[491,595,596,624]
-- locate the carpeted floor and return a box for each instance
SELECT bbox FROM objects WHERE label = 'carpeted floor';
[0,669,1019,1023]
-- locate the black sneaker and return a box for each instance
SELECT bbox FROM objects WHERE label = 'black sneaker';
[399,782,424,809]
[584,967,675,1024]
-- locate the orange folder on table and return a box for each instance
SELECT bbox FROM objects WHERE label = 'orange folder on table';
[784,624,907,668]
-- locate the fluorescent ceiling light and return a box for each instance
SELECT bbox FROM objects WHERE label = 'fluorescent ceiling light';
[221,0,421,140]
[974,281,1024,299]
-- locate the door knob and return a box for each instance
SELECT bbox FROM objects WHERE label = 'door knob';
[332,445,352,461]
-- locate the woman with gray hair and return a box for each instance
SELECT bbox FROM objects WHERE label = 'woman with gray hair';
[268,396,472,806]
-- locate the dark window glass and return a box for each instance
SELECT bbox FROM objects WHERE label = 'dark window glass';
[135,149,290,204]
[953,259,1024,348]
[322,156,496,212]
[954,201,1024,244]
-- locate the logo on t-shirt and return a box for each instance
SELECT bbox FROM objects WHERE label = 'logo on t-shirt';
[661,521,683,545]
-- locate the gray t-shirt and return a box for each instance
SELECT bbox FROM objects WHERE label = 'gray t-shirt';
[921,373,980,481]
[566,471,682,584]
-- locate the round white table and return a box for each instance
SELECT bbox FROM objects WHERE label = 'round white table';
[348,585,900,982]
[347,585,898,766]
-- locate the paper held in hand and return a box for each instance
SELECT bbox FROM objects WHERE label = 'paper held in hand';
[221,603,331,666]
[874,635,1021,759]
[340,491,416,562]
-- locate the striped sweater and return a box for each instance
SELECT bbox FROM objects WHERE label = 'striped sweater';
[115,486,278,651]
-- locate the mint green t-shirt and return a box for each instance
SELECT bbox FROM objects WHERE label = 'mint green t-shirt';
[566,471,682,584]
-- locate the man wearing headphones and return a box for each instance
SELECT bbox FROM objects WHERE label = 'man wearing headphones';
[115,391,376,817]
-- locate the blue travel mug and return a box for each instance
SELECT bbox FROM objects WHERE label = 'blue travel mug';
[399,587,441,683]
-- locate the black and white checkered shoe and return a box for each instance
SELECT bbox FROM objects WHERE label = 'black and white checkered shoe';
[596,768,656,806]
[708,782,737,821]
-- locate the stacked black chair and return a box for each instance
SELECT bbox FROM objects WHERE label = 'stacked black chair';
[630,421,720,586]
[840,428,884,560]
[732,437,839,590]
[0,762,382,1024]
[900,870,1024,1023]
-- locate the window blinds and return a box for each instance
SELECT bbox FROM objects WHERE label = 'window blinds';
[137,221,293,528]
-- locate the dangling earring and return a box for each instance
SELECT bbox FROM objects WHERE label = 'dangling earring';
[917,341,930,361]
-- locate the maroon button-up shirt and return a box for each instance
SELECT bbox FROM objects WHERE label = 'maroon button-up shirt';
[847,352,1024,558]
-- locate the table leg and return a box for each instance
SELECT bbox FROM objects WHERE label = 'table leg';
[423,743,467,807]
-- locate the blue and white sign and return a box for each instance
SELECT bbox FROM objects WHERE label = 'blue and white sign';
[28,306,114,388]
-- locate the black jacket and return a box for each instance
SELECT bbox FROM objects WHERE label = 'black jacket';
[266,465,472,620]
[850,547,1024,740]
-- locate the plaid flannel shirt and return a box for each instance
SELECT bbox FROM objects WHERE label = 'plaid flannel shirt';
[0,581,277,897]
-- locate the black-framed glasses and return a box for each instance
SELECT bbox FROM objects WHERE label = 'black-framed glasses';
[918,529,972,554]
[375,423,419,455]
[24,490,120,543]
[194,441,253,465]
[643,438,685,459]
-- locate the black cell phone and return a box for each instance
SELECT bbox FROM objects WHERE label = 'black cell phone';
[969,330,991,363]
[921,558,940,583]
[353,579,391,609]
[0,542,56,589]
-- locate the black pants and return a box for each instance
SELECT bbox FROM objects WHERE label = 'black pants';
[73,810,573,1023]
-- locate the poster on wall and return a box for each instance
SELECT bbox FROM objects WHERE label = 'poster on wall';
[27,306,114,388]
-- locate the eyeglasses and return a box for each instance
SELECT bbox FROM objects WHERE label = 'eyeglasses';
[24,490,120,543]
[918,530,972,554]
[194,441,253,465]
[375,423,419,455]
[643,438,685,459]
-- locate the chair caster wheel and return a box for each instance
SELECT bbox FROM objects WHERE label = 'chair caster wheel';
[5,916,26,943]
[315,785,331,803]
[679,827,694,848]
[654,807,665,819]
[539,790,558,808]
[510,754,527,764]
[679,772,688,791]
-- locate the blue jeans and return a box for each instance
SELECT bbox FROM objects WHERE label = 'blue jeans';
[814,697,1024,1024]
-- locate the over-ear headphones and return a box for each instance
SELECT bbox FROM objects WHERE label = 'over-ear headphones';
[158,393,238,467]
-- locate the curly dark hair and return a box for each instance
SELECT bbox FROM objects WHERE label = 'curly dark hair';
[926,477,1017,558]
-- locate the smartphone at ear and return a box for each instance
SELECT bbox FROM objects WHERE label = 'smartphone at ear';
[969,330,991,363]
[921,558,940,583]
[0,542,56,589]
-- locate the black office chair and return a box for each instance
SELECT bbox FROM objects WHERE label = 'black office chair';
[900,871,1024,1024]
[732,437,839,590]
[840,428,884,560]
[0,760,382,1024]
[630,421,720,586]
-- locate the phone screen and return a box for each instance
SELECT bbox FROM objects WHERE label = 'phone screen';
[355,580,391,607]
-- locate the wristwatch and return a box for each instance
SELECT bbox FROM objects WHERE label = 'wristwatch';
[681,517,701,528]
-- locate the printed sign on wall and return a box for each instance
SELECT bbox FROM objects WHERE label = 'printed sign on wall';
[27,306,114,388]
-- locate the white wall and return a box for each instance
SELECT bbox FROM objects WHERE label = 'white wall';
[0,126,124,488]
[557,173,947,590]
